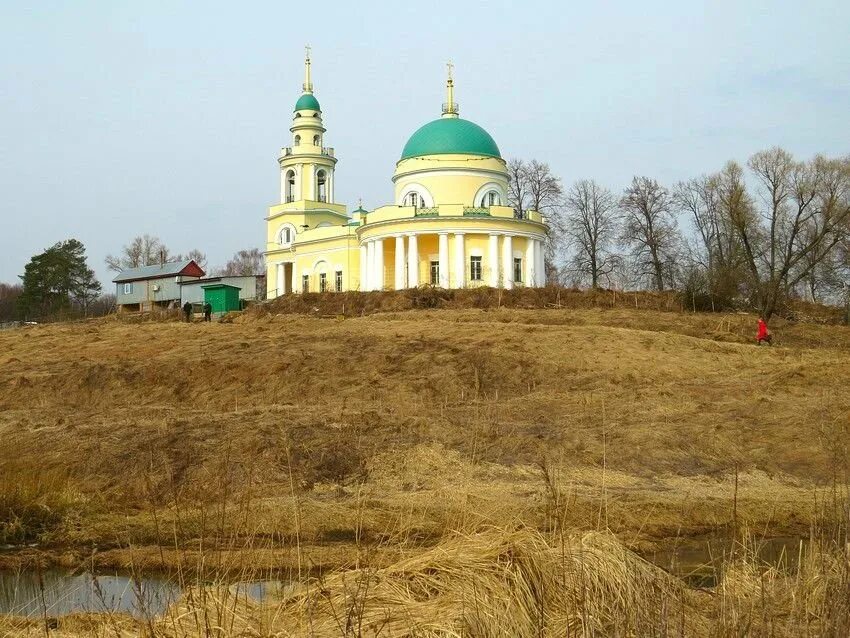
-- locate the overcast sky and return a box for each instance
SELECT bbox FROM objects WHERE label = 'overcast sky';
[1,1,848,285]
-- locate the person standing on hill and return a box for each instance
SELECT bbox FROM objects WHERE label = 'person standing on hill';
[203,301,212,322]
[182,301,192,323]
[757,317,771,345]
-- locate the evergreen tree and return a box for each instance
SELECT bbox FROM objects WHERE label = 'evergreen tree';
[17,239,101,319]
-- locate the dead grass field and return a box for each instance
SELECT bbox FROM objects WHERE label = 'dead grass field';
[1,294,850,634]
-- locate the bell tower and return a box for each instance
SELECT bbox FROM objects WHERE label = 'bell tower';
[279,47,338,205]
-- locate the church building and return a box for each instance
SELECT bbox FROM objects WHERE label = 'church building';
[264,52,548,296]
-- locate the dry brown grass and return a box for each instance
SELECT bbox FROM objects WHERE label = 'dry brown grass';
[1,296,850,634]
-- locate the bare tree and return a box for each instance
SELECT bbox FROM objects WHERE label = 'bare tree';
[620,176,681,291]
[219,248,264,276]
[564,179,620,288]
[674,166,749,307]
[174,248,208,270]
[506,159,530,218]
[507,159,565,283]
[731,148,850,320]
[105,235,171,271]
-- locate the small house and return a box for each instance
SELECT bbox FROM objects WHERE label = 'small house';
[113,260,206,312]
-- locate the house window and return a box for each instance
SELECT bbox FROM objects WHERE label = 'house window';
[513,258,523,283]
[470,256,482,281]
[319,272,327,292]
[123,282,133,295]
[302,274,309,293]
[335,270,343,292]
[430,261,439,285]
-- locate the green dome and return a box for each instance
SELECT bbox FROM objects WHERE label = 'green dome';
[294,93,321,112]
[400,118,501,160]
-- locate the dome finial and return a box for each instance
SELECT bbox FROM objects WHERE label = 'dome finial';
[303,44,313,94]
[442,60,458,118]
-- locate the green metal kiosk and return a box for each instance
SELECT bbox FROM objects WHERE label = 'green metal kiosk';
[201,284,241,314]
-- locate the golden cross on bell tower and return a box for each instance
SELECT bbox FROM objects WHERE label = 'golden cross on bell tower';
[303,44,313,93]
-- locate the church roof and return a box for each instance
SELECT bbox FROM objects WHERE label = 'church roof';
[294,93,321,112]
[400,117,501,160]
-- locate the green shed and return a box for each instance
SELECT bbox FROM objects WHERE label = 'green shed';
[202,284,242,314]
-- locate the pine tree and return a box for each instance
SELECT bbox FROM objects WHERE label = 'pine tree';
[17,239,101,319]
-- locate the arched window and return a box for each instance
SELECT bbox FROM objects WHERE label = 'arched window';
[285,170,296,203]
[313,135,320,146]
[482,191,501,207]
[278,225,295,246]
[405,192,420,208]
[294,135,301,146]
[317,170,327,202]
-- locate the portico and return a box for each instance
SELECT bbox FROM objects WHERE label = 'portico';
[358,227,546,291]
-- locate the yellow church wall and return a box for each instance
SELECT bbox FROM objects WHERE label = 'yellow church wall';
[393,155,508,207]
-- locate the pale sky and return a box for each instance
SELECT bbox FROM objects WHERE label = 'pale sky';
[1,1,848,286]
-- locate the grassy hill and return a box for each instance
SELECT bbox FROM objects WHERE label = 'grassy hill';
[1,294,849,634]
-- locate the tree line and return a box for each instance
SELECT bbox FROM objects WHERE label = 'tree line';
[508,147,850,321]
[2,235,265,323]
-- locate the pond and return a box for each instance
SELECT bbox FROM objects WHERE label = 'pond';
[0,570,284,619]
[648,535,805,587]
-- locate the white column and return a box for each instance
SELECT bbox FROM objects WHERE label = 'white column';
[359,244,368,291]
[438,233,449,288]
[536,239,546,287]
[291,262,298,294]
[394,235,406,290]
[407,233,419,288]
[328,171,334,203]
[453,233,465,289]
[276,263,284,297]
[488,234,499,287]
[502,234,513,290]
[526,238,536,286]
[374,239,384,290]
[367,240,375,291]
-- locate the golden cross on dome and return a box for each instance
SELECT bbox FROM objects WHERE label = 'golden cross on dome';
[446,60,454,81]
[305,44,311,60]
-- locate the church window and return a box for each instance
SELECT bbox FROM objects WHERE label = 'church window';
[482,191,501,207]
[280,226,292,245]
[313,135,320,146]
[513,258,523,283]
[430,261,439,285]
[335,270,343,292]
[302,274,309,292]
[285,171,296,203]
[470,256,482,281]
[317,170,327,202]
[405,192,419,208]
[294,135,301,146]
[319,272,328,292]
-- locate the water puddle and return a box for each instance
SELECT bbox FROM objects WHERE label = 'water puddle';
[648,536,805,587]
[0,570,287,619]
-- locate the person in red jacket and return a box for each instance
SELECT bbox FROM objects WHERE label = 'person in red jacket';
[757,317,772,345]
